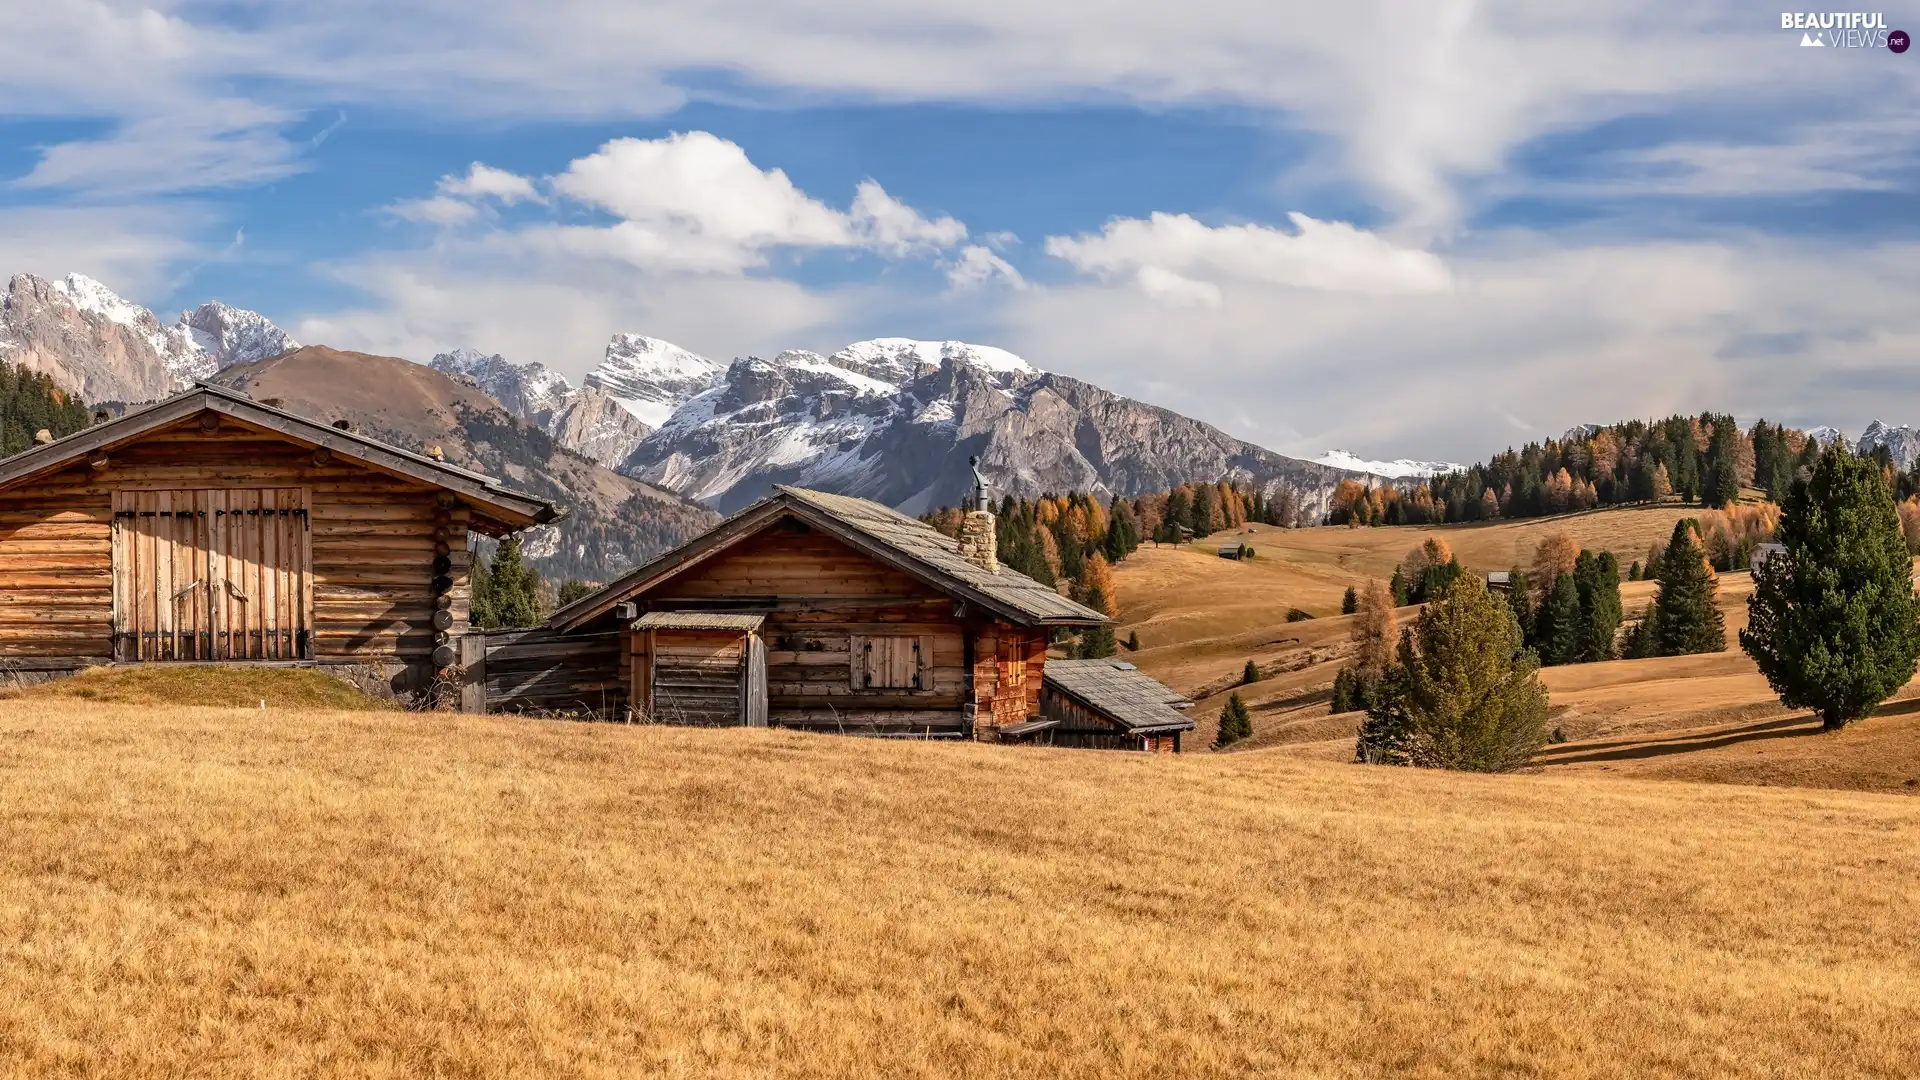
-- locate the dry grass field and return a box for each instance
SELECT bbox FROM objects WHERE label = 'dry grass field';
[1111,507,1920,795]
[2,701,1918,1078]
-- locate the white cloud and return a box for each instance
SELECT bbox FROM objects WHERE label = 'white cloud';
[947,245,1026,291]
[1046,212,1452,303]
[13,100,303,196]
[0,204,215,300]
[438,162,542,203]
[512,132,967,273]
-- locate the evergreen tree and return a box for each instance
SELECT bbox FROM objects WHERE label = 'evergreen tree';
[556,579,594,607]
[1389,566,1408,606]
[473,537,542,629]
[1703,417,1742,508]
[1356,577,1549,772]
[1742,444,1920,729]
[1126,630,1140,651]
[0,361,90,456]
[1648,520,1726,655]
[1506,567,1535,647]
[1341,585,1358,615]
[1627,560,1641,582]
[1076,584,1119,658]
[1536,572,1581,666]
[1242,659,1260,685]
[1422,557,1463,600]
[1214,692,1252,748]
[1330,667,1356,713]
[1576,551,1623,662]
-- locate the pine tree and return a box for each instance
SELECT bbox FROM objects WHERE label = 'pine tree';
[1742,443,1920,729]
[474,537,543,629]
[1357,577,1549,772]
[1125,630,1140,651]
[1389,566,1408,606]
[1506,567,1535,647]
[1627,560,1641,582]
[1076,584,1118,658]
[1576,551,1623,662]
[1536,572,1581,666]
[1648,520,1726,655]
[1342,585,1358,615]
[1242,659,1259,685]
[1330,667,1356,713]
[556,579,594,606]
[1214,692,1252,748]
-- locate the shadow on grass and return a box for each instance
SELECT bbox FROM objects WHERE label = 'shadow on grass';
[1535,714,1825,765]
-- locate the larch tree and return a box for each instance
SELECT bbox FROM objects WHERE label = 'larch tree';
[1529,533,1579,605]
[1352,578,1399,680]
[1742,444,1920,729]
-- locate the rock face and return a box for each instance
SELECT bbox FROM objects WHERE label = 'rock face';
[1857,420,1920,470]
[619,338,1364,517]
[0,273,296,402]
[215,347,716,583]
[430,347,659,470]
[584,334,723,428]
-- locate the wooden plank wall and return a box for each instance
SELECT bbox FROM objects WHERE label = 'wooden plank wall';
[649,630,744,726]
[649,528,972,728]
[0,416,466,667]
[478,628,624,714]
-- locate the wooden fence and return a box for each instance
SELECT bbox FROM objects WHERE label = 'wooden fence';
[458,628,624,716]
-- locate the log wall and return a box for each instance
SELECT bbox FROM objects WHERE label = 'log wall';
[0,416,474,673]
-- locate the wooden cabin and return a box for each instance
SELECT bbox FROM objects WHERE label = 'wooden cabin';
[1012,658,1195,752]
[523,486,1108,736]
[0,384,557,697]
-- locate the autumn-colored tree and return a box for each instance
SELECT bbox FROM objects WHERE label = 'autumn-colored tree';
[1480,488,1500,520]
[1352,578,1399,679]
[1529,532,1579,604]
[1074,553,1118,616]
[1651,462,1674,501]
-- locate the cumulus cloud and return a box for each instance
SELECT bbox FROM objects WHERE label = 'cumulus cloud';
[1045,212,1452,305]
[947,245,1026,291]
[438,162,542,203]
[508,132,969,273]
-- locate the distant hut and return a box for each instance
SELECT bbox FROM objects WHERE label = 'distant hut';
[1485,570,1512,591]
[1010,658,1195,752]
[1217,545,1243,560]
[1750,543,1787,575]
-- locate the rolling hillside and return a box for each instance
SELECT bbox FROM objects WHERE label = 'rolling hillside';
[0,699,1914,1077]
[1110,504,1920,793]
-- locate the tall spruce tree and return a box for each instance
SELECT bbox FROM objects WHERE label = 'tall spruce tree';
[1342,585,1358,615]
[1576,551,1623,662]
[474,537,542,629]
[1648,520,1726,655]
[1389,566,1409,606]
[1742,444,1920,729]
[1076,584,1118,658]
[1536,572,1582,666]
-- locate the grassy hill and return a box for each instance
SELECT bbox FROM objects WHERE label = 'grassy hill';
[1112,505,1920,793]
[1,702,1916,1077]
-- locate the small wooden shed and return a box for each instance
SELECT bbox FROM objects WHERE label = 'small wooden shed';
[0,384,557,695]
[630,611,768,727]
[535,485,1109,736]
[1020,658,1196,752]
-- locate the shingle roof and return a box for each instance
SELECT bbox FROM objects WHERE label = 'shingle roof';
[1044,658,1196,733]
[549,485,1109,631]
[632,612,766,631]
[0,383,558,532]
[776,486,1108,625]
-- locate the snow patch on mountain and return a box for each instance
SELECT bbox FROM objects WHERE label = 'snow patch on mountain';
[1857,420,1920,470]
[829,338,1037,384]
[585,334,723,428]
[1312,449,1464,479]
[180,300,300,371]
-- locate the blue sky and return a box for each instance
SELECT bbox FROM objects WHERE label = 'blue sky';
[1,2,1917,461]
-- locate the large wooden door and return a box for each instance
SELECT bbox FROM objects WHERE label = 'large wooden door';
[111,488,312,661]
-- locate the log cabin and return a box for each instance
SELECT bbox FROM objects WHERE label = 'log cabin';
[1009,658,1196,752]
[532,484,1108,737]
[0,383,558,697]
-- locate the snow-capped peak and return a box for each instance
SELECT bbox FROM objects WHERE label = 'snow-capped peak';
[830,338,1038,383]
[1804,426,1849,449]
[180,300,300,370]
[1313,449,1464,480]
[585,335,723,428]
[51,273,151,329]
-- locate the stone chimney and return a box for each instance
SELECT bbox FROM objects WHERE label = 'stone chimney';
[955,455,998,573]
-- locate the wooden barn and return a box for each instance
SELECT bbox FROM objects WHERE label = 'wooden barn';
[508,484,1108,736]
[1004,658,1195,752]
[0,384,557,696]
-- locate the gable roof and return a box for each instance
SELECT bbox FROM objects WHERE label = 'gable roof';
[1043,658,1196,734]
[550,485,1109,631]
[0,383,559,533]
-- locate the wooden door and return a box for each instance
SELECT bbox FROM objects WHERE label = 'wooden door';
[112,488,312,661]
[650,630,746,726]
